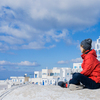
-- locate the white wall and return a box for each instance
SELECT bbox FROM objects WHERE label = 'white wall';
[31,78,42,85]
[95,36,100,61]
[60,68,72,82]
[42,69,48,78]
[42,78,56,85]
[72,63,82,73]
[10,77,24,84]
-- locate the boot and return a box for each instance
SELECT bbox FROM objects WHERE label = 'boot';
[69,84,84,91]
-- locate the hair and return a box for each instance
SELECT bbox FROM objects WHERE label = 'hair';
[80,45,86,54]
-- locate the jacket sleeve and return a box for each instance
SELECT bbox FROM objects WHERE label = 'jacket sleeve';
[80,55,95,76]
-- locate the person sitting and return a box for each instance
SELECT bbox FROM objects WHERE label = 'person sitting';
[58,38,100,91]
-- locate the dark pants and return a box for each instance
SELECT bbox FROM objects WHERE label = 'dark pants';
[69,73,100,89]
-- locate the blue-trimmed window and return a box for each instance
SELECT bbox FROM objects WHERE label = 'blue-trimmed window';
[50,80,52,84]
[97,44,99,49]
[79,66,81,69]
[99,50,100,55]
[57,77,60,80]
[64,79,67,82]
[50,73,54,76]
[35,74,37,78]
[54,73,60,76]
[67,73,69,75]
[45,80,47,83]
[36,82,38,84]
[42,73,46,75]
[20,80,22,82]
[74,66,77,69]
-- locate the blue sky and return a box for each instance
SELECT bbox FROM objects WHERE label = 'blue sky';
[0,0,100,79]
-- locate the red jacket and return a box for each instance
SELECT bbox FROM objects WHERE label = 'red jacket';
[80,49,100,83]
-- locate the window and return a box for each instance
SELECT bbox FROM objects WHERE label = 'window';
[50,80,52,84]
[45,80,47,83]
[97,44,100,49]
[54,73,60,76]
[57,77,60,80]
[67,73,69,75]
[79,66,81,69]
[97,44,99,49]
[42,73,46,75]
[35,74,37,78]
[36,82,38,84]
[99,50,100,55]
[74,66,77,69]
[50,73,54,76]
[64,79,67,82]
[20,80,22,82]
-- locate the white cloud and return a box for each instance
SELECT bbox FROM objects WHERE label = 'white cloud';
[0,60,14,65]
[1,0,100,29]
[21,41,45,49]
[57,60,68,64]
[57,58,82,64]
[0,60,40,66]
[18,61,39,66]
[70,58,82,63]
[0,60,40,71]
[0,36,24,44]
[0,0,100,51]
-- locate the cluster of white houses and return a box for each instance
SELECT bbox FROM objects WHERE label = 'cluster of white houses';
[10,63,82,86]
[10,36,100,86]
[32,64,82,85]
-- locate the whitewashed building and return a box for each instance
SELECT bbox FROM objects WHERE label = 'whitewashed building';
[32,67,72,85]
[72,63,82,73]
[10,76,25,85]
[34,71,42,78]
[30,71,42,85]
[42,67,60,85]
[95,36,100,61]
[60,68,72,82]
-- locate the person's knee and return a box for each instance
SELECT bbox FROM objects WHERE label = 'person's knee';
[73,73,81,78]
